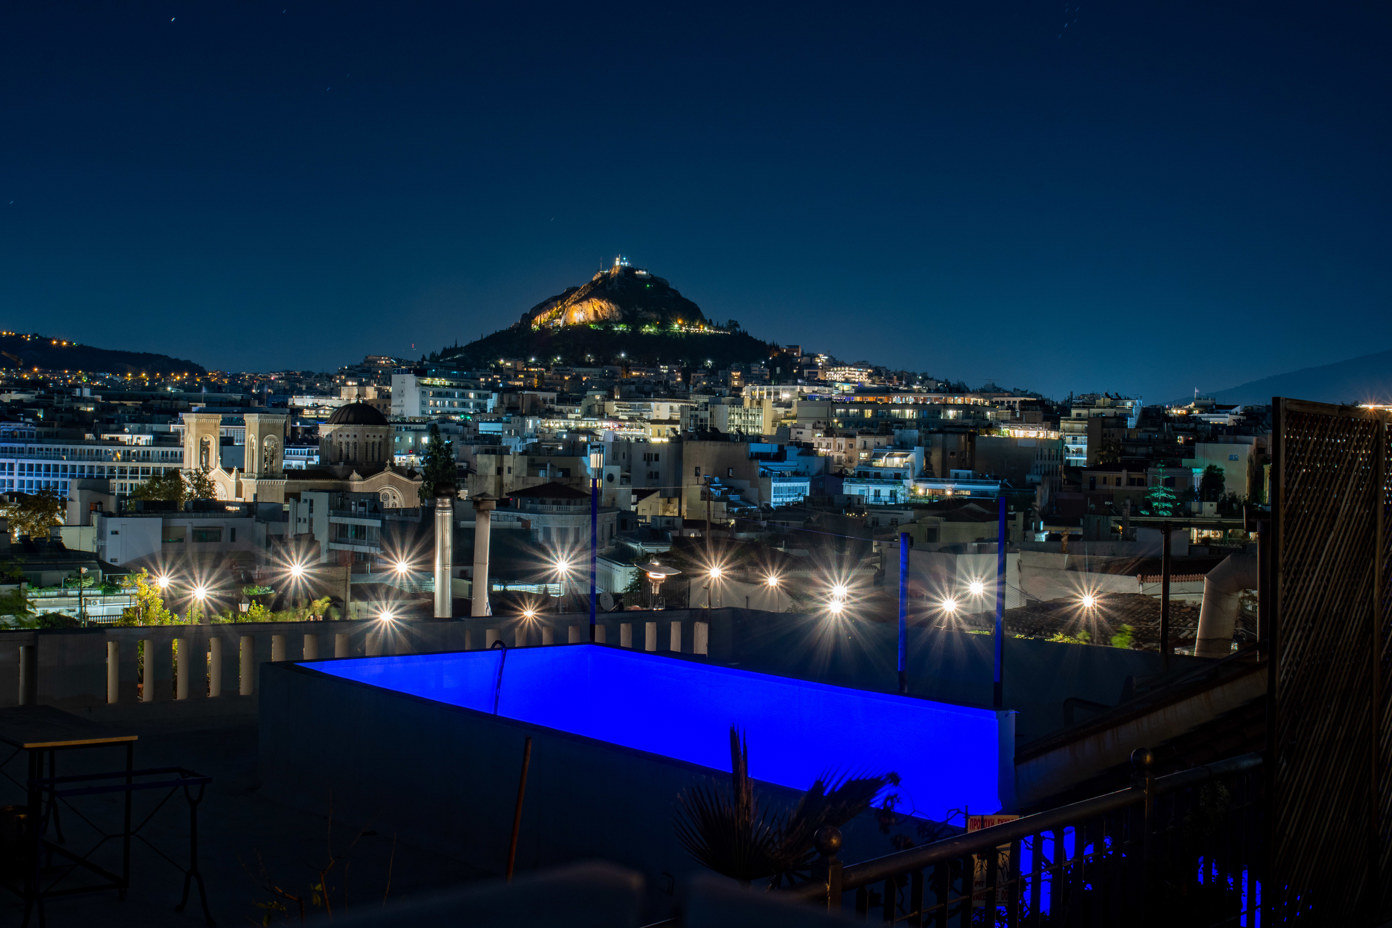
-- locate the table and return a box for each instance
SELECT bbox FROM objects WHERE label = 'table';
[0,706,136,927]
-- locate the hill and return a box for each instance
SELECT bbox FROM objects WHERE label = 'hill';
[0,331,207,376]
[1209,348,1392,406]
[435,259,779,369]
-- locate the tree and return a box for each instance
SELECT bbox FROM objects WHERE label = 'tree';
[418,423,457,501]
[130,470,184,503]
[1200,464,1226,503]
[117,569,176,626]
[0,586,32,625]
[185,468,217,500]
[673,727,897,885]
[130,468,217,505]
[1145,474,1178,517]
[1,488,65,541]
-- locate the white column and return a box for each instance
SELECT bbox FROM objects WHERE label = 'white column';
[434,496,454,618]
[471,496,497,618]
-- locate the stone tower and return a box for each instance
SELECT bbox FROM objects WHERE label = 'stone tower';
[243,413,288,479]
[182,413,223,473]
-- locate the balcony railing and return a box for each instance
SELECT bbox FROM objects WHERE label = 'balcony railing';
[790,750,1263,927]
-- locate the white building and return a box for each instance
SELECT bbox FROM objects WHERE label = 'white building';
[390,372,497,419]
[0,425,185,499]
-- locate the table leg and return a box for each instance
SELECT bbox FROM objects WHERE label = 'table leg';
[23,749,41,928]
[44,751,64,844]
[121,741,133,899]
[175,781,214,925]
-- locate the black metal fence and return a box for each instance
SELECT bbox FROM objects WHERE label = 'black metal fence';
[792,752,1263,927]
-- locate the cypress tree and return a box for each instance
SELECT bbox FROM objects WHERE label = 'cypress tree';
[418,422,457,501]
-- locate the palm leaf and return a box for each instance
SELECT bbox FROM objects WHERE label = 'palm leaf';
[673,728,899,884]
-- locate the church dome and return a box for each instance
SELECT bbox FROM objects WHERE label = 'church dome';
[327,402,389,426]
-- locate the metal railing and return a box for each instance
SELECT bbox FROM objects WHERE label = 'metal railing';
[793,750,1263,927]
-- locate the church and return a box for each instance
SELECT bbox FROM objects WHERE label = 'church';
[182,403,423,508]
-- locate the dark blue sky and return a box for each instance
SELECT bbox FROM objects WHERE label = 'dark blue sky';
[2,1,1388,401]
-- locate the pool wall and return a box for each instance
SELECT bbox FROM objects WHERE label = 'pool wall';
[299,646,1013,816]
[259,647,1013,917]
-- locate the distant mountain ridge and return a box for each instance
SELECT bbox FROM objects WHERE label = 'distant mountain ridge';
[1208,348,1392,406]
[0,331,206,376]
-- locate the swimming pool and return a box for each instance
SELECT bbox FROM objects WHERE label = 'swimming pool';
[302,644,1014,817]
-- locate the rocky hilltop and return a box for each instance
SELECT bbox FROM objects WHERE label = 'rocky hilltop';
[523,258,708,330]
[436,258,776,368]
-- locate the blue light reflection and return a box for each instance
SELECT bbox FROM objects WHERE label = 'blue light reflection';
[303,645,1009,819]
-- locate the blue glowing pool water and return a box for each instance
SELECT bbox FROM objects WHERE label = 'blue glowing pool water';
[302,645,1013,818]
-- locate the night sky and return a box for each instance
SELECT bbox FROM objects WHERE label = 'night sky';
[2,1,1388,401]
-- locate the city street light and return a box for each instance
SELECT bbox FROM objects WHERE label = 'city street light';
[765,573,782,612]
[192,585,208,624]
[77,566,89,627]
[555,558,571,613]
[589,447,603,642]
[706,565,724,610]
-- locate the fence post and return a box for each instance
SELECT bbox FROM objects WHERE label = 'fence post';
[1132,746,1157,904]
[18,645,37,706]
[209,638,223,697]
[813,825,844,913]
[239,636,255,695]
[175,636,190,700]
[106,641,119,704]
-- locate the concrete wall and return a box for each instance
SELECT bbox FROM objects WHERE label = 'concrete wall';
[258,662,893,922]
[1,607,1201,744]
[0,611,716,711]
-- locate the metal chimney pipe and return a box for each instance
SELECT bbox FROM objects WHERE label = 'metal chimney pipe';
[471,495,497,617]
[434,495,454,618]
[1195,546,1258,658]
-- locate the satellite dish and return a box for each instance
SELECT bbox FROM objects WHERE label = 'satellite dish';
[599,592,615,612]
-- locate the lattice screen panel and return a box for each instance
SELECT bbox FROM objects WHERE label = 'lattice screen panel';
[1272,398,1389,922]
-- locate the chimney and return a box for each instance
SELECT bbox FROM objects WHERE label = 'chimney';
[471,495,498,618]
[434,496,454,618]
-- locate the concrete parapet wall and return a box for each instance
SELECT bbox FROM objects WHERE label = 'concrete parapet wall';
[0,610,721,711]
[0,607,1201,744]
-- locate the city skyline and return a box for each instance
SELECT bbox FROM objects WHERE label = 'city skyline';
[2,1,1388,402]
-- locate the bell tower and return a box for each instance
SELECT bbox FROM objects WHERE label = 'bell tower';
[182,413,223,473]
[243,413,288,479]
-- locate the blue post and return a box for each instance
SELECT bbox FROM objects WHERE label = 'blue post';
[589,475,598,642]
[898,532,909,694]
[994,495,1007,708]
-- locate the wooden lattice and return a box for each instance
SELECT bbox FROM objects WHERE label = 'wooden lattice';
[1272,398,1390,921]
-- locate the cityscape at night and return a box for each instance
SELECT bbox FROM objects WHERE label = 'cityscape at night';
[1,2,1390,926]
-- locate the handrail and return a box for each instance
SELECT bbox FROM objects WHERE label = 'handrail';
[785,750,1263,900]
